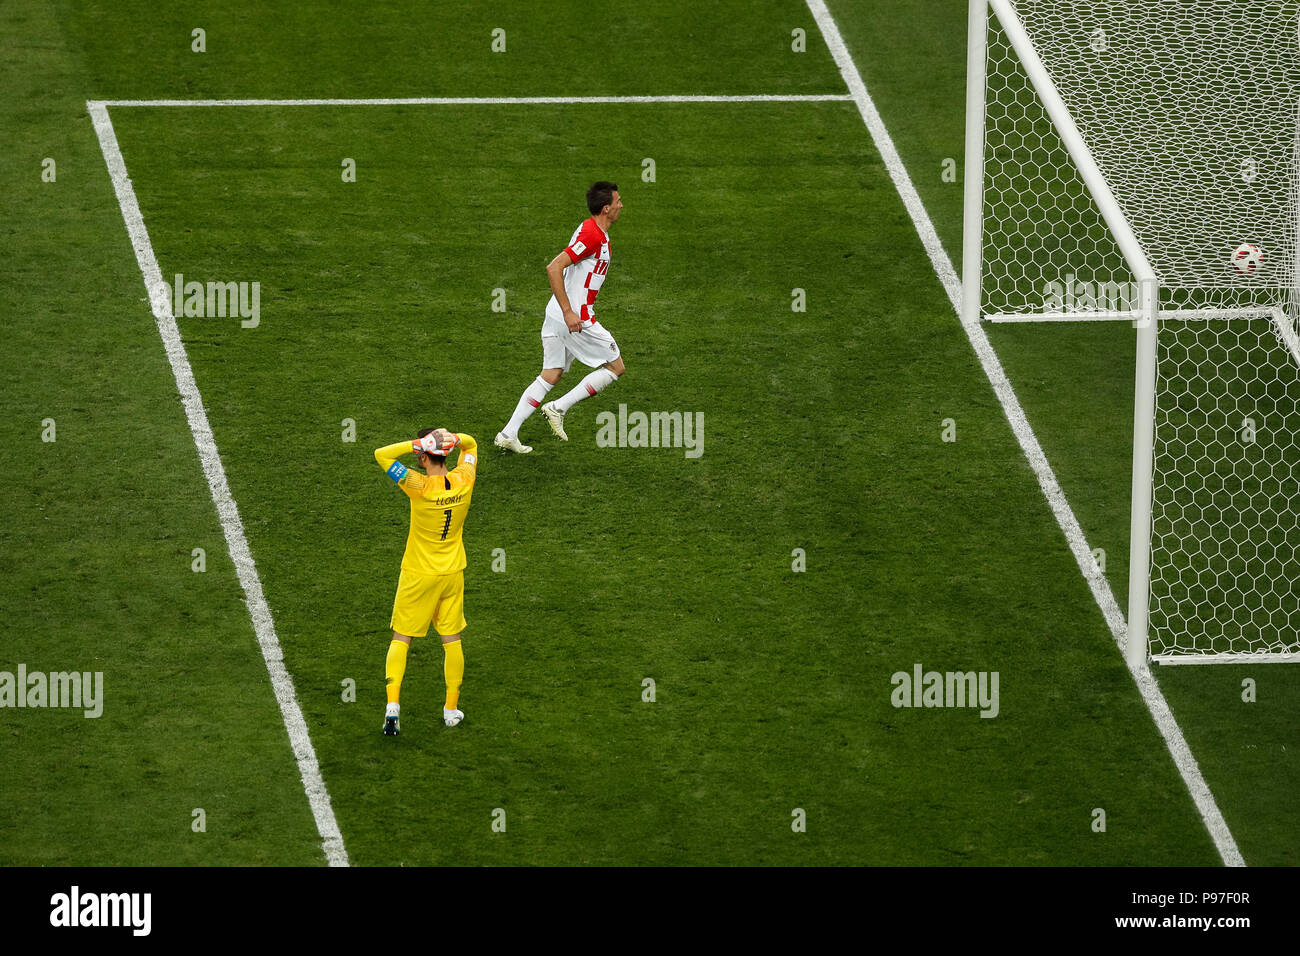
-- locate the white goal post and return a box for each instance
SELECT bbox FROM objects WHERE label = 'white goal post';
[963,0,1300,664]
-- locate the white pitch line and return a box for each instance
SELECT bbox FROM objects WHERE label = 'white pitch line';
[805,0,1244,867]
[88,101,349,868]
[90,94,855,108]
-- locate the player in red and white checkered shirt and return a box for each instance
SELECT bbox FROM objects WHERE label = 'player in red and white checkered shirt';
[496,181,626,453]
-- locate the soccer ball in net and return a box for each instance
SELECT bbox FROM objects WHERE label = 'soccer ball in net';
[1232,242,1264,274]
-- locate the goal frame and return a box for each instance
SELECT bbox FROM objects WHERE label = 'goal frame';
[962,0,1300,666]
[966,0,1300,665]
[962,0,1159,667]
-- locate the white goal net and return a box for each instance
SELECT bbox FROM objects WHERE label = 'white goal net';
[966,0,1300,662]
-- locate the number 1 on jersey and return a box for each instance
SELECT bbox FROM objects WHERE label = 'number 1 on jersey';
[440,509,453,540]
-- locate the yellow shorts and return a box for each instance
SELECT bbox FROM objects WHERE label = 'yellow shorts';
[390,568,467,638]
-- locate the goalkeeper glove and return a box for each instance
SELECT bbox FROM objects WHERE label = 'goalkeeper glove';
[414,432,459,456]
[413,434,443,455]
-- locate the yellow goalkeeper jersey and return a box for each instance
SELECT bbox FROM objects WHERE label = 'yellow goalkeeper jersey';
[375,434,478,576]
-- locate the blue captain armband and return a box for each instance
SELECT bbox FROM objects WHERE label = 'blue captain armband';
[386,461,409,483]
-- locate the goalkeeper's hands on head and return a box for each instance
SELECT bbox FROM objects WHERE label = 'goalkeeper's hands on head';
[414,429,460,456]
[413,433,442,455]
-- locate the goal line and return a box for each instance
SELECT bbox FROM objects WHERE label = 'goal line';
[806,0,1245,865]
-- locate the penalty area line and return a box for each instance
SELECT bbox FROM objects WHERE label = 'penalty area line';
[805,0,1245,867]
[87,100,349,868]
[88,93,856,108]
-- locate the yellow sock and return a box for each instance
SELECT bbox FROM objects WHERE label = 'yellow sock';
[386,639,409,705]
[443,639,464,710]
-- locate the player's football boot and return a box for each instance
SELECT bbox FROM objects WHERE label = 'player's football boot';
[443,708,464,727]
[494,431,533,454]
[383,703,400,736]
[540,402,569,441]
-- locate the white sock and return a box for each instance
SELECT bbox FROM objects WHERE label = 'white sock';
[554,368,617,414]
[503,376,553,438]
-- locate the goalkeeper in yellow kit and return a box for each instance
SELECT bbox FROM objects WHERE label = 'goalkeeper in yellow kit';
[374,427,478,736]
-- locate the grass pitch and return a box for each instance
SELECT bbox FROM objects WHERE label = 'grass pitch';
[1,0,1296,866]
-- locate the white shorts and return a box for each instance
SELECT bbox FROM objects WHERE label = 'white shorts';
[541,320,621,372]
